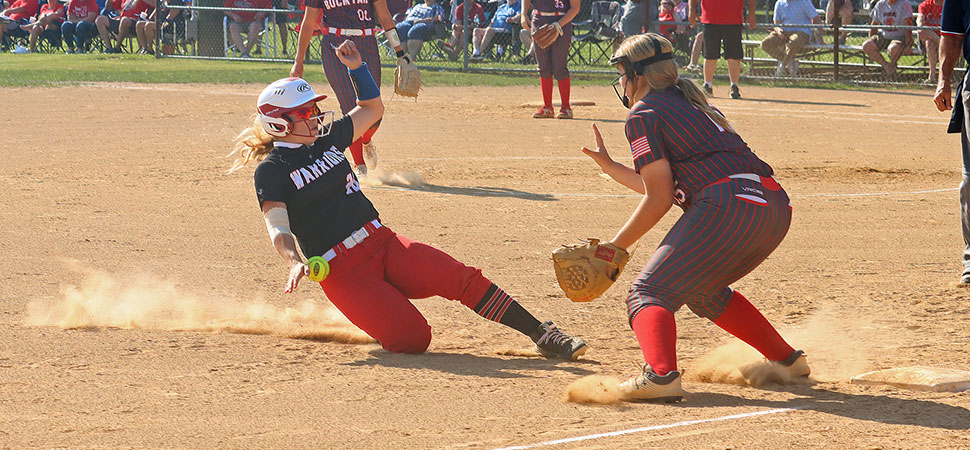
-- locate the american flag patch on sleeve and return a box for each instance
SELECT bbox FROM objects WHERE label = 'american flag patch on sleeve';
[631,136,652,159]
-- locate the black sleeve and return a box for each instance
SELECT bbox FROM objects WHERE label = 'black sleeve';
[254,161,288,207]
[328,115,356,153]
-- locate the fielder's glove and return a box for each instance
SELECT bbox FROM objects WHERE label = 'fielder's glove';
[552,238,630,302]
[394,55,421,98]
[531,23,562,49]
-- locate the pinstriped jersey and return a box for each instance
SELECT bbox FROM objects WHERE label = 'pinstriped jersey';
[305,0,375,28]
[532,0,567,13]
[626,86,773,206]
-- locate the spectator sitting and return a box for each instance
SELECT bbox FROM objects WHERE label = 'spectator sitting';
[16,0,65,53]
[862,0,913,79]
[62,0,98,52]
[225,0,270,58]
[760,0,819,77]
[96,0,154,53]
[0,0,40,51]
[471,0,527,60]
[444,0,485,61]
[916,0,942,83]
[395,0,444,61]
[135,0,185,54]
[825,0,854,44]
[657,0,687,41]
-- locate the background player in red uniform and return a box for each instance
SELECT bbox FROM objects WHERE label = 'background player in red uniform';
[290,0,408,178]
[521,0,579,119]
[232,41,588,359]
[581,34,808,401]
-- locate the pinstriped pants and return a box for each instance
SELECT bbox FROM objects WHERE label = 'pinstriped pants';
[319,34,382,114]
[626,176,792,323]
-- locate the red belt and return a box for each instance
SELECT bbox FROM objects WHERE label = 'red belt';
[321,219,382,261]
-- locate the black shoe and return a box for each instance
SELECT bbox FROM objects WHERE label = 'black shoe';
[730,84,741,99]
[531,321,587,360]
[702,83,713,97]
[773,349,810,377]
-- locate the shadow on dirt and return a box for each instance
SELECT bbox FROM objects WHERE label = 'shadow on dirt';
[343,349,600,378]
[683,386,970,430]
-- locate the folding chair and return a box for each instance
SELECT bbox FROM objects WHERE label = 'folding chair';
[569,0,622,65]
[223,15,275,57]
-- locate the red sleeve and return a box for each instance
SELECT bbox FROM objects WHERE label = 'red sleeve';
[625,109,666,174]
[918,0,927,16]
[86,0,98,13]
[225,0,233,8]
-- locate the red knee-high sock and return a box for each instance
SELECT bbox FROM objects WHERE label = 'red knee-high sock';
[631,306,678,376]
[557,77,570,110]
[348,140,364,166]
[540,77,554,109]
[361,125,378,144]
[712,291,795,361]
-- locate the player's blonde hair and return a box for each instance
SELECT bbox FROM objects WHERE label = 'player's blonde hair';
[228,116,275,173]
[614,33,735,134]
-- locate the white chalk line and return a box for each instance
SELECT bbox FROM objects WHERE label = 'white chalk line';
[368,184,958,199]
[491,407,806,450]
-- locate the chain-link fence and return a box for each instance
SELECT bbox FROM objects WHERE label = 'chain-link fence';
[18,0,951,85]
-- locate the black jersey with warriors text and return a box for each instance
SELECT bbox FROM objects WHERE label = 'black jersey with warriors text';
[254,116,379,257]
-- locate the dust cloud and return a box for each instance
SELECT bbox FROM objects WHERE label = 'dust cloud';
[564,375,624,404]
[25,268,374,344]
[360,168,425,187]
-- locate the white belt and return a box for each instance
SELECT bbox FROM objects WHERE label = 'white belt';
[535,11,566,16]
[728,173,762,183]
[321,219,382,261]
[321,26,381,36]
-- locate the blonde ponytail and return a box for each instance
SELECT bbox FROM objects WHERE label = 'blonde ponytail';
[614,33,735,134]
[228,116,275,173]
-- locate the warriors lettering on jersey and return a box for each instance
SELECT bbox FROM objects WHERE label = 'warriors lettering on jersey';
[289,148,346,189]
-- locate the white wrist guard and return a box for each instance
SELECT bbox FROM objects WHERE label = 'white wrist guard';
[553,22,563,35]
[385,28,402,48]
[264,207,292,242]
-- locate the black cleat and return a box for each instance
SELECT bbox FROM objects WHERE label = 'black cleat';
[531,321,587,361]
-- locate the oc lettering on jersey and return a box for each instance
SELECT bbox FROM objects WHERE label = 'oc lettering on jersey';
[288,148,345,190]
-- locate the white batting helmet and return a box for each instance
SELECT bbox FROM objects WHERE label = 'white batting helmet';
[256,77,334,138]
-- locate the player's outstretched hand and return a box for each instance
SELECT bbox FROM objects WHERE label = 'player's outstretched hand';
[335,40,362,70]
[284,261,308,293]
[290,60,304,78]
[581,123,614,170]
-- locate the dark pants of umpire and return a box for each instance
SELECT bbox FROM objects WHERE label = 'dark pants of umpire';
[626,176,792,323]
[61,21,96,51]
[950,70,970,279]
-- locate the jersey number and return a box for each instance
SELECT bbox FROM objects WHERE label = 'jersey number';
[357,9,371,22]
[346,173,361,194]
[554,0,565,9]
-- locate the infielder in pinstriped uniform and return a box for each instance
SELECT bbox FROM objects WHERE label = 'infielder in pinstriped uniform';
[233,42,588,360]
[582,34,809,402]
[521,0,578,119]
[290,0,406,178]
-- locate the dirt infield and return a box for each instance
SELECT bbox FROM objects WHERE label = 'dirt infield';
[2,82,969,449]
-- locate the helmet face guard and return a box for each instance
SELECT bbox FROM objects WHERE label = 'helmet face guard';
[256,78,335,139]
[609,35,674,108]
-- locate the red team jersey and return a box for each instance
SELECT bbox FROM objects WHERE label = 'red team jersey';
[626,87,773,206]
[225,0,272,22]
[67,0,99,19]
[40,3,67,21]
[6,0,39,21]
[700,0,743,25]
[108,0,153,19]
[918,0,943,35]
[306,0,376,29]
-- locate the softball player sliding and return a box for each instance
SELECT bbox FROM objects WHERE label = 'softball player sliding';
[289,0,406,177]
[232,41,588,360]
[583,34,809,401]
[521,0,579,119]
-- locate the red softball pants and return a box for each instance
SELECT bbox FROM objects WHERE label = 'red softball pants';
[318,226,493,353]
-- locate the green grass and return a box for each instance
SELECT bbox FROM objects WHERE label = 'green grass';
[0,53,618,87]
